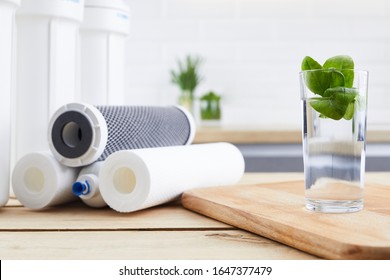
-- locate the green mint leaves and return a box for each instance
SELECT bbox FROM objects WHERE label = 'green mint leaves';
[310,87,358,120]
[301,55,357,120]
[323,56,354,88]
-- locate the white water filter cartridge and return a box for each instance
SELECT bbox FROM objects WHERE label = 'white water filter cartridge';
[72,161,107,208]
[99,143,245,213]
[80,0,130,105]
[13,0,84,164]
[0,0,19,206]
[12,151,79,209]
[48,103,196,167]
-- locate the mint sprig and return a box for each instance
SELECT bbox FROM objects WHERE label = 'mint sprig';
[301,55,357,120]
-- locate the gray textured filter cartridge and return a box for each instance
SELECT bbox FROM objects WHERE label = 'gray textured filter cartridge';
[48,103,196,167]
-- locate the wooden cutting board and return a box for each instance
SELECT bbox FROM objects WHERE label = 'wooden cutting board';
[181,181,390,260]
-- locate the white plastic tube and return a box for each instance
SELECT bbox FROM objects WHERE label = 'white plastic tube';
[0,0,19,206]
[12,151,79,209]
[99,143,245,213]
[13,0,84,165]
[72,161,107,208]
[80,0,130,105]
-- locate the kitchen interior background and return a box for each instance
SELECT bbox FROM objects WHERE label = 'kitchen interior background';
[123,0,390,127]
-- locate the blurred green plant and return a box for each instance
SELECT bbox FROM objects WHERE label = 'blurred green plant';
[171,55,203,113]
[171,55,203,95]
[200,91,221,120]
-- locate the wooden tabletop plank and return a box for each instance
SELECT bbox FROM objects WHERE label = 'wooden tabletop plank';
[0,203,230,231]
[0,230,317,260]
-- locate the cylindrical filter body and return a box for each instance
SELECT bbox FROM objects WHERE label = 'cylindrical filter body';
[12,151,79,209]
[0,0,20,206]
[99,143,245,213]
[13,0,84,164]
[80,0,130,105]
[48,103,196,167]
[72,161,106,208]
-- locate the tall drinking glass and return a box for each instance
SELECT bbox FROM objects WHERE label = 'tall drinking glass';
[300,70,368,213]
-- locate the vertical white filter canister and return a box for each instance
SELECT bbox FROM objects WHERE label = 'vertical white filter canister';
[0,0,20,206]
[80,0,130,105]
[13,0,84,165]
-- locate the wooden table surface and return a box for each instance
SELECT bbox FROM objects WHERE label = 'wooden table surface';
[1,172,389,260]
[193,125,390,144]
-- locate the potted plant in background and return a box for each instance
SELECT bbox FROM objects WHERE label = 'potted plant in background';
[200,91,221,125]
[170,55,203,115]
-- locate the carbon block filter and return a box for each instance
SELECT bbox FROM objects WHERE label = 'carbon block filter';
[48,103,196,167]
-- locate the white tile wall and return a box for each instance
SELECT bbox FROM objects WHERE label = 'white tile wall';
[124,0,390,126]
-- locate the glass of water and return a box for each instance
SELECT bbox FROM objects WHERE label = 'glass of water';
[300,69,369,213]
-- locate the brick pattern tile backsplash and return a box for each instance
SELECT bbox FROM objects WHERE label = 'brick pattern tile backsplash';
[124,0,390,126]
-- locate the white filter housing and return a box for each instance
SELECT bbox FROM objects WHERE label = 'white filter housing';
[0,0,19,206]
[13,0,84,165]
[80,0,130,105]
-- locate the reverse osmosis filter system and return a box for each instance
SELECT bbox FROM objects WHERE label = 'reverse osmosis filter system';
[8,1,246,213]
[13,0,84,167]
[80,0,130,105]
[0,0,19,206]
